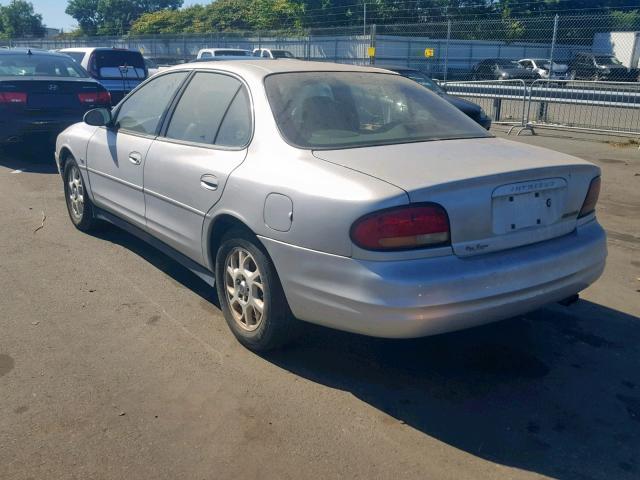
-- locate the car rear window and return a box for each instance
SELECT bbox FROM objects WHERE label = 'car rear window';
[265,71,490,150]
[0,54,88,77]
[214,50,250,57]
[95,50,144,69]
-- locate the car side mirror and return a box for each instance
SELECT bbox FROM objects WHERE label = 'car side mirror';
[83,108,112,127]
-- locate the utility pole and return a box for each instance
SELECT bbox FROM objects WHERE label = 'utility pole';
[363,2,367,36]
[549,14,559,80]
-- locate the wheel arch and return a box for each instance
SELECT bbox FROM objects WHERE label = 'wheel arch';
[58,146,74,175]
[205,213,257,271]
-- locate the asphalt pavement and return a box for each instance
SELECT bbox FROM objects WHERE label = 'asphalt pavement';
[0,129,639,480]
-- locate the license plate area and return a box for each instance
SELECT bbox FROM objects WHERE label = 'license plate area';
[492,178,567,234]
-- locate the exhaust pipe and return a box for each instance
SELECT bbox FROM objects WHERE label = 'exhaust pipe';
[558,294,579,306]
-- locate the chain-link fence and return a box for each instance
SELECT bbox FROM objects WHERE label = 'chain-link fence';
[3,12,639,135]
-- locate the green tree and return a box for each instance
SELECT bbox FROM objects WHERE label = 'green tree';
[66,0,184,35]
[0,0,45,38]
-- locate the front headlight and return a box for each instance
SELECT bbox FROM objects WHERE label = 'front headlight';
[601,67,611,74]
[501,72,509,79]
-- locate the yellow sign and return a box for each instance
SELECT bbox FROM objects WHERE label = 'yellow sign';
[367,47,376,58]
[424,48,435,58]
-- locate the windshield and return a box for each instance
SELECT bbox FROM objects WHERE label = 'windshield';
[265,72,490,150]
[271,50,295,59]
[594,55,621,65]
[397,71,445,95]
[495,60,521,68]
[0,53,88,77]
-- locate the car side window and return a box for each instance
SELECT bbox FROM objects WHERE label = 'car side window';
[215,87,252,147]
[115,71,188,135]
[201,51,212,58]
[165,72,250,147]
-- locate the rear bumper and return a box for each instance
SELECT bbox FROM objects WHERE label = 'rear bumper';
[260,220,607,338]
[0,114,83,144]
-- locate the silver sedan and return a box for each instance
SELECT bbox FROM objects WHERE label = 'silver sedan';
[55,60,606,351]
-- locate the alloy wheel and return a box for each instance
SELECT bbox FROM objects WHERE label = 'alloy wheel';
[67,164,84,220]
[224,247,265,332]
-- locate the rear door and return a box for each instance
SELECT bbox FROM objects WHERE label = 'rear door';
[86,71,189,228]
[143,71,251,262]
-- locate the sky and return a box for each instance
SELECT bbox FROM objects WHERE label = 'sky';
[25,0,208,31]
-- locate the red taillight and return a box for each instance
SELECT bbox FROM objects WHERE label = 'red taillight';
[351,204,450,251]
[578,176,601,218]
[78,91,111,105]
[0,92,27,104]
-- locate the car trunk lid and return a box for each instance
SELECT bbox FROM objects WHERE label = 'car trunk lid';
[0,78,109,112]
[313,137,599,257]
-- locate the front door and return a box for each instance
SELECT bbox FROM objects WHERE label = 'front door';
[86,71,189,228]
[143,72,252,263]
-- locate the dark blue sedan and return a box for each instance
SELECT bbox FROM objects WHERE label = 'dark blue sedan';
[0,49,111,145]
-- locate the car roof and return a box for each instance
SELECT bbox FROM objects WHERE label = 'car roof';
[380,65,419,73]
[170,59,397,81]
[0,48,74,59]
[199,48,251,52]
[58,47,140,53]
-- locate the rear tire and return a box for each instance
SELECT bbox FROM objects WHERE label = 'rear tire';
[215,228,298,351]
[63,156,99,232]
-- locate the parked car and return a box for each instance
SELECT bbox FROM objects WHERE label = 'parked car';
[144,57,189,76]
[253,48,296,59]
[518,58,569,79]
[472,59,538,81]
[58,47,147,104]
[386,66,491,129]
[56,60,606,351]
[0,48,110,145]
[196,48,252,59]
[568,52,640,81]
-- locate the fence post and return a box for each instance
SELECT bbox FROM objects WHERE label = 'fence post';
[369,23,376,65]
[549,14,559,79]
[443,19,451,82]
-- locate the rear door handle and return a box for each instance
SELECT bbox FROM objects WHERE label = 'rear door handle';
[128,152,142,165]
[200,174,218,191]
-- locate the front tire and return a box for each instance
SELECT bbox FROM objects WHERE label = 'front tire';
[63,157,98,232]
[215,229,298,351]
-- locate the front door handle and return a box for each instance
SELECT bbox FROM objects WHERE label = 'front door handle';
[128,151,142,165]
[200,174,218,191]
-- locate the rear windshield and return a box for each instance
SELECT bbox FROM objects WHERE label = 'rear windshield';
[398,71,445,95]
[95,50,145,69]
[265,72,489,149]
[0,53,88,77]
[214,50,250,57]
[271,50,295,59]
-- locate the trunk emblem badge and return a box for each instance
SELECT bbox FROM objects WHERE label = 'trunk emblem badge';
[48,84,58,91]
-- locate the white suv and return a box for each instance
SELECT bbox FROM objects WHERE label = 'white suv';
[252,48,295,59]
[196,48,252,59]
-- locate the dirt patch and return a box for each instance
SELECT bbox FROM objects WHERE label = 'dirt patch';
[0,354,14,377]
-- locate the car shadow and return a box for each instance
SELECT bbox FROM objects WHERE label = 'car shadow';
[0,141,58,174]
[88,225,218,307]
[262,302,640,480]
[87,222,639,479]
